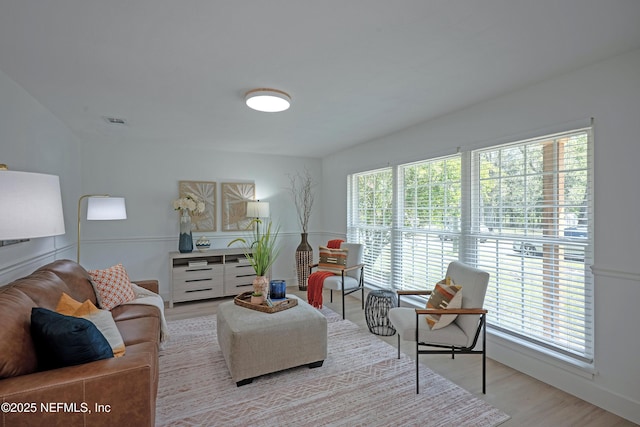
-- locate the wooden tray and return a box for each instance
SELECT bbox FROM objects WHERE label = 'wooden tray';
[234,291,298,313]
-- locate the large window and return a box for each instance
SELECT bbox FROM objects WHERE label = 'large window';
[473,130,593,361]
[347,167,393,287]
[396,156,462,291]
[347,127,593,363]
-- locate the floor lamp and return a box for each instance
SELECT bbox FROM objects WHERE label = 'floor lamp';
[0,167,66,241]
[77,194,127,263]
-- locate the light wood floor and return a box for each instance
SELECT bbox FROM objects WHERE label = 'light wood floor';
[165,289,636,427]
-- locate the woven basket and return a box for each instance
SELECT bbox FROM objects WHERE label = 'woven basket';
[234,291,298,313]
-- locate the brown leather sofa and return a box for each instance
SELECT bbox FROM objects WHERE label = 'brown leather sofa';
[0,259,161,427]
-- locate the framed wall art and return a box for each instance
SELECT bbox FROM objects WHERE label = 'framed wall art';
[221,182,255,231]
[179,181,217,232]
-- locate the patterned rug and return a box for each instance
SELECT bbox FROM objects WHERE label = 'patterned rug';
[156,307,510,427]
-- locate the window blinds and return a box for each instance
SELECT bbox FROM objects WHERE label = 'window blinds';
[395,155,462,292]
[346,126,593,362]
[347,167,393,288]
[468,128,593,361]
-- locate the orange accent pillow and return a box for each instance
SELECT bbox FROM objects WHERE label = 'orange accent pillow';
[88,264,136,310]
[56,292,126,357]
[56,291,83,314]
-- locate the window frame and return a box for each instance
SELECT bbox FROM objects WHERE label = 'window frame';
[346,126,594,364]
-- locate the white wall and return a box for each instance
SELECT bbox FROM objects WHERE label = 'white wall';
[0,69,80,282]
[78,137,324,296]
[321,49,640,423]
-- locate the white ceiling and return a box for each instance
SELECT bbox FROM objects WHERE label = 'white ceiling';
[1,1,639,158]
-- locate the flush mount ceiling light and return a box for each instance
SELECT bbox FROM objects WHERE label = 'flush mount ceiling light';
[245,88,291,112]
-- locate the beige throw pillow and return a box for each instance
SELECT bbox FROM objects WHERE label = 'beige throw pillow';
[425,278,462,330]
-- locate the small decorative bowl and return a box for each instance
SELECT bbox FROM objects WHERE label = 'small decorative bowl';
[195,237,211,252]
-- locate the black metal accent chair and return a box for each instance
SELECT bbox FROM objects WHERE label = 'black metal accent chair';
[388,261,490,394]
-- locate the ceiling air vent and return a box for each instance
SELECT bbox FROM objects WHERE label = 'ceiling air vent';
[103,117,128,125]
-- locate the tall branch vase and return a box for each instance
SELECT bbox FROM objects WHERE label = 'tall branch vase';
[295,233,313,290]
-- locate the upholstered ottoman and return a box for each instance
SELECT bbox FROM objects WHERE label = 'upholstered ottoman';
[217,295,327,386]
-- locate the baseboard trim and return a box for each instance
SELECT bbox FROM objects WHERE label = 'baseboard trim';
[489,334,640,424]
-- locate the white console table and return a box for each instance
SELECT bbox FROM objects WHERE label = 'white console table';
[169,248,256,308]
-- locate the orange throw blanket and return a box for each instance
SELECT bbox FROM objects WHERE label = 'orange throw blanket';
[307,271,335,308]
[307,239,345,308]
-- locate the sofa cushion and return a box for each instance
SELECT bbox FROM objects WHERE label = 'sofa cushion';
[9,270,71,310]
[56,293,126,357]
[37,259,98,306]
[0,287,39,378]
[111,303,161,323]
[30,307,114,371]
[88,264,136,310]
[116,316,161,347]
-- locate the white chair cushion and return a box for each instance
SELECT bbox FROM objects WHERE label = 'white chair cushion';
[389,307,470,348]
[323,275,360,291]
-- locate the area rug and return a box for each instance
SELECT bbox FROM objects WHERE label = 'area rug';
[156,307,510,427]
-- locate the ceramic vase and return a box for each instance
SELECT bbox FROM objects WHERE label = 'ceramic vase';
[178,210,193,253]
[295,233,313,290]
[253,275,269,299]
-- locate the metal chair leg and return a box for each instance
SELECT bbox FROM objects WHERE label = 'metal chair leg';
[482,318,487,394]
[416,311,420,394]
[416,340,420,394]
[360,270,365,310]
[341,282,346,320]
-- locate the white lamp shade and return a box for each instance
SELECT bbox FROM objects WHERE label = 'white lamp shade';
[0,171,66,240]
[246,201,270,218]
[86,197,127,220]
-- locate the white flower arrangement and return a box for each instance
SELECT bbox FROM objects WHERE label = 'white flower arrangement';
[172,193,206,214]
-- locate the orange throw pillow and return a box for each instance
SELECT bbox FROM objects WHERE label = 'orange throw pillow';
[56,292,126,357]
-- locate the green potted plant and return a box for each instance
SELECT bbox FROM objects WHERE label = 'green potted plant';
[228,218,281,302]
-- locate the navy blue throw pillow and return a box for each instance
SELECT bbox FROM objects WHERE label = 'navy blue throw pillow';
[30,307,114,370]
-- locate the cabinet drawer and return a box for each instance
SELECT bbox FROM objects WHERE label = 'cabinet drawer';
[224,279,254,296]
[223,264,255,296]
[224,264,256,280]
[173,265,223,282]
[173,286,223,303]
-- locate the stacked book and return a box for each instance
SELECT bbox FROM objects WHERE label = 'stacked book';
[188,260,208,268]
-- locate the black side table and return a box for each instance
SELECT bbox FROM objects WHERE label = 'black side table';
[365,289,397,336]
